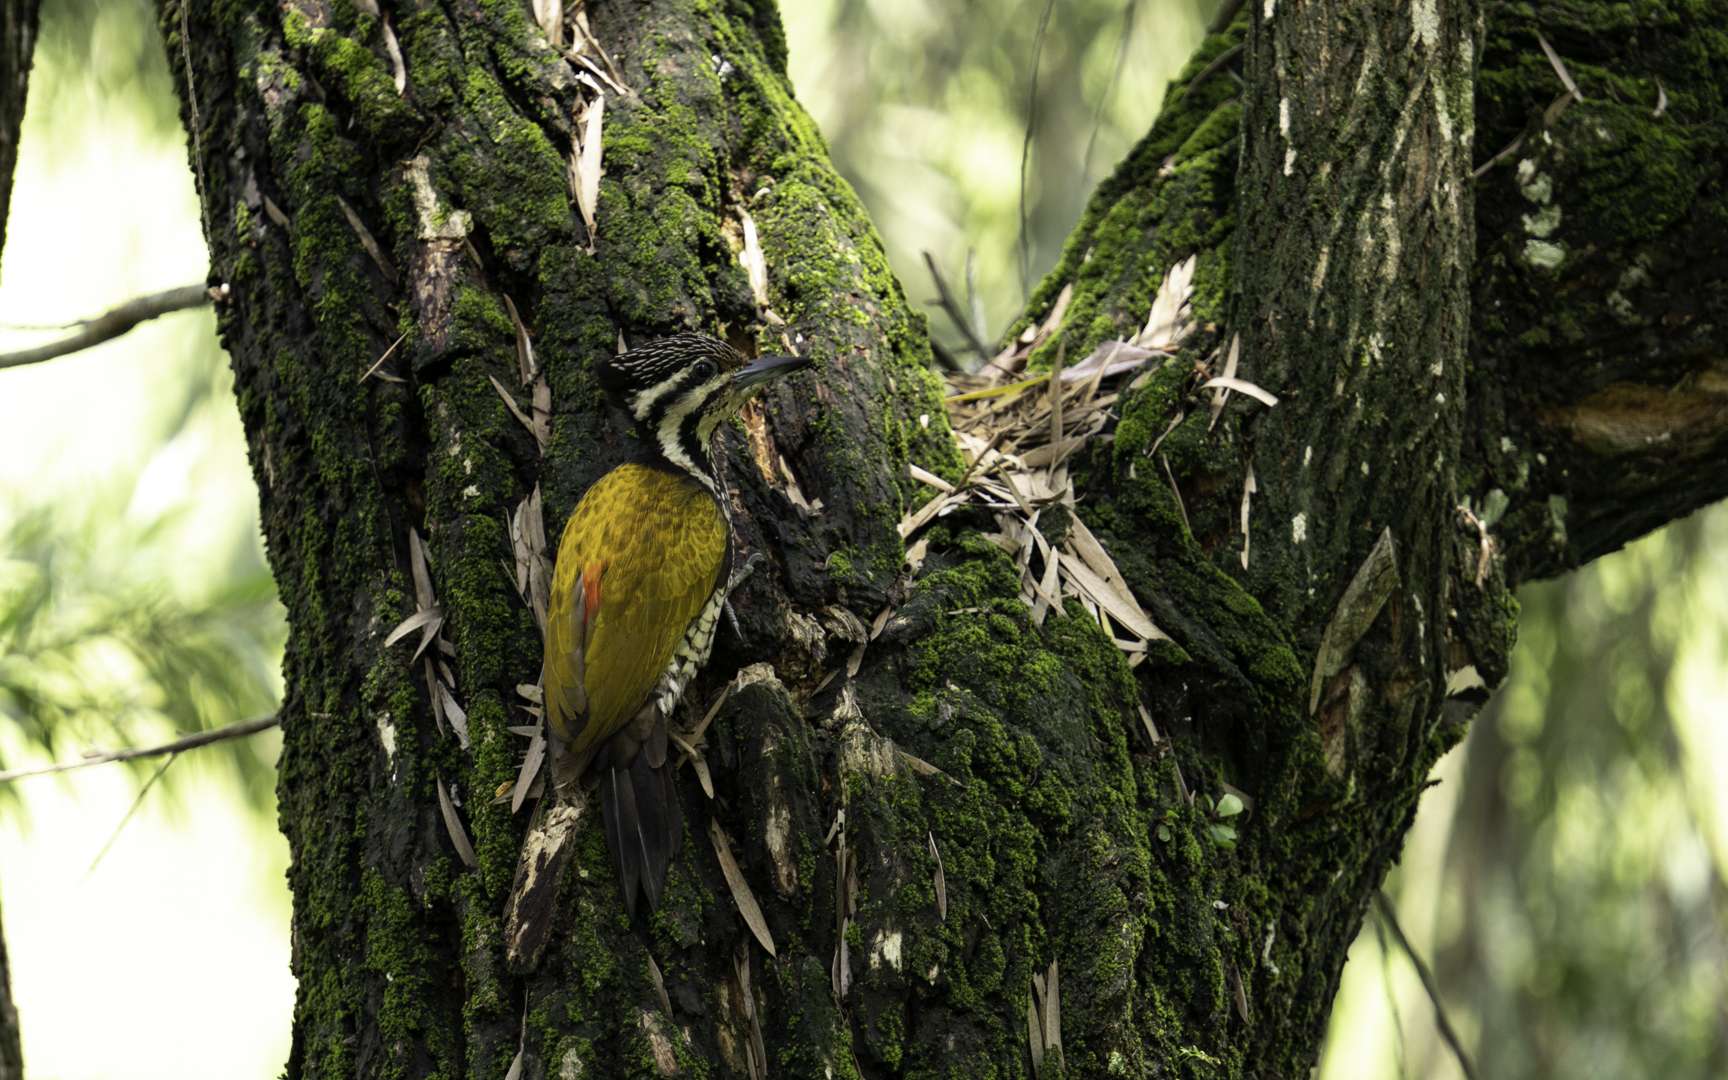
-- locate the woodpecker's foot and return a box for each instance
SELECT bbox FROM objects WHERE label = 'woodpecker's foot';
[726,551,767,595]
[724,553,766,641]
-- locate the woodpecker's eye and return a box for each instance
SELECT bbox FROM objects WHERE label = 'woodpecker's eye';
[692,360,717,381]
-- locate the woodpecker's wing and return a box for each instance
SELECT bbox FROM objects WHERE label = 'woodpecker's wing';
[543,462,728,751]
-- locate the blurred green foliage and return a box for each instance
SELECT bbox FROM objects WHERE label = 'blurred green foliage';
[1331,507,1728,1080]
[784,0,1213,359]
[0,0,282,812]
[1426,510,1728,1079]
[27,0,181,146]
[0,490,284,810]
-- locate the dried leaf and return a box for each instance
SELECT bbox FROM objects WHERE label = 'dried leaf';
[567,50,627,95]
[511,724,545,812]
[1231,961,1252,1027]
[897,491,957,539]
[1060,340,1162,384]
[409,527,435,609]
[1653,78,1668,118]
[709,818,777,958]
[928,831,947,922]
[668,729,715,798]
[1065,515,1142,618]
[1201,375,1279,409]
[263,195,291,228]
[1308,527,1399,715]
[489,374,540,441]
[691,754,714,800]
[425,658,447,736]
[574,94,605,247]
[336,195,398,283]
[438,681,471,750]
[647,954,674,1019]
[503,1050,523,1080]
[909,463,954,493]
[385,606,441,649]
[1019,436,1086,468]
[381,17,407,94]
[738,206,770,308]
[1031,545,1062,626]
[1137,704,1162,748]
[502,295,537,384]
[1028,985,1045,1071]
[1044,958,1062,1056]
[1208,333,1241,429]
[436,773,479,867]
[359,330,409,384]
[524,485,550,632]
[1137,254,1198,350]
[510,501,531,597]
[904,536,929,574]
[1240,463,1258,571]
[689,683,731,744]
[531,0,561,46]
[1536,31,1584,102]
[1058,555,1165,642]
[869,604,892,641]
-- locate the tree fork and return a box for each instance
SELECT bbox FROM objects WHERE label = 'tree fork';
[158,0,1727,1077]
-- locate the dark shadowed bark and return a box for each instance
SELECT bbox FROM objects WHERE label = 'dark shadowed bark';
[160,0,1726,1077]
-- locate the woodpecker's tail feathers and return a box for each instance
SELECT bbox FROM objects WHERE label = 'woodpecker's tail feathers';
[599,748,683,917]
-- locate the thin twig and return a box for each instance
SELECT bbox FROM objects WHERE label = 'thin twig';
[1371,902,1410,1080]
[923,251,990,358]
[1470,133,1524,180]
[1374,890,1479,1080]
[0,284,211,370]
[180,1,211,242]
[360,330,411,383]
[1181,43,1245,104]
[1161,455,1191,535]
[0,713,279,783]
[84,752,178,878]
[1017,0,1058,303]
[1207,0,1247,33]
[1081,0,1138,184]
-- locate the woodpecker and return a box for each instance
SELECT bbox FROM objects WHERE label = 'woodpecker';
[540,333,809,917]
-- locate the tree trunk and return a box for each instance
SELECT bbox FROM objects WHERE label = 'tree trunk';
[0,0,39,1070]
[160,0,1728,1076]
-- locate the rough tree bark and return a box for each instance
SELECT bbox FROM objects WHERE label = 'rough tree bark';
[159,0,1726,1077]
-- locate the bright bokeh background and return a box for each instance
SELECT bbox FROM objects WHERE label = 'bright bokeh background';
[0,1,291,1078]
[1,1,1724,1078]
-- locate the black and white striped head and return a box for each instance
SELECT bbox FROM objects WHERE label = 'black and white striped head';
[597,334,810,489]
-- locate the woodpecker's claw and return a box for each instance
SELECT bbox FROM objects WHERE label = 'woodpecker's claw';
[727,551,767,593]
[724,553,767,640]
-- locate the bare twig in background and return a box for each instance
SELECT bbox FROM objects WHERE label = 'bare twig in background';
[84,752,178,877]
[1181,42,1244,104]
[923,251,990,360]
[1017,0,1058,302]
[1208,0,1247,33]
[1374,890,1479,1080]
[1081,0,1138,184]
[0,713,279,783]
[0,283,211,370]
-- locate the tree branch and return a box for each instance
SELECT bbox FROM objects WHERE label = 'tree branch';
[0,712,278,783]
[1375,890,1479,1080]
[0,283,212,370]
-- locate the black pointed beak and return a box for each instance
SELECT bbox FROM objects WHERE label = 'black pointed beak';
[731,353,812,390]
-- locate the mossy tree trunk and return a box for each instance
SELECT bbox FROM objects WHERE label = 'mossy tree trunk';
[160,0,1727,1076]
